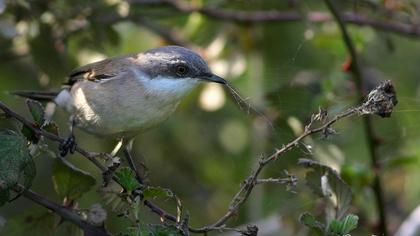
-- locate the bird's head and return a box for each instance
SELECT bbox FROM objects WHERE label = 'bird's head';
[138,45,226,85]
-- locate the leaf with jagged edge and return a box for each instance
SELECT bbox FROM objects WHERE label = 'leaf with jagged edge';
[115,167,140,192]
[52,158,96,200]
[327,214,359,235]
[42,121,59,136]
[341,214,358,234]
[143,186,174,200]
[0,130,36,206]
[299,212,325,235]
[26,99,45,126]
[21,124,39,143]
[298,158,352,221]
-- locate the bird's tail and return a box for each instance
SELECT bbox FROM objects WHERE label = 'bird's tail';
[12,90,59,101]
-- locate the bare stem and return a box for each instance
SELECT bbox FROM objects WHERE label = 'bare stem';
[190,107,359,232]
[129,0,420,38]
[13,184,110,236]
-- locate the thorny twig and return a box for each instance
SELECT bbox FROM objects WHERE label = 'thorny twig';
[12,184,110,236]
[190,80,397,233]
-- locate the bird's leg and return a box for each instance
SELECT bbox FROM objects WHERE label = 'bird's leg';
[101,139,125,187]
[59,117,77,157]
[110,138,124,157]
[123,139,148,186]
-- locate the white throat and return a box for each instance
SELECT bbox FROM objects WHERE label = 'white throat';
[140,75,199,100]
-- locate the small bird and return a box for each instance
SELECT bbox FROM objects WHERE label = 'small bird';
[15,46,226,155]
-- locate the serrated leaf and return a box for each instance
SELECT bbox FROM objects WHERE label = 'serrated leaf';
[26,99,45,126]
[42,121,59,136]
[299,212,325,235]
[21,124,39,143]
[327,220,342,235]
[52,158,96,200]
[0,130,36,206]
[115,167,140,192]
[143,186,174,200]
[341,214,358,234]
[328,214,359,235]
[298,158,352,221]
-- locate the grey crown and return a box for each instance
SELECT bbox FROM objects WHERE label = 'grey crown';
[139,46,212,79]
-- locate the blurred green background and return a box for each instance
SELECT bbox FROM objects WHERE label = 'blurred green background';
[1,0,420,235]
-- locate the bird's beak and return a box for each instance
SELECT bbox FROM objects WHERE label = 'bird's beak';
[200,73,226,84]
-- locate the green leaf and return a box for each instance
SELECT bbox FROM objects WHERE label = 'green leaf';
[26,99,45,126]
[21,124,39,143]
[0,130,36,206]
[298,158,352,221]
[115,167,140,192]
[42,121,59,136]
[143,186,174,200]
[327,214,359,235]
[299,212,325,235]
[341,214,359,234]
[52,158,96,200]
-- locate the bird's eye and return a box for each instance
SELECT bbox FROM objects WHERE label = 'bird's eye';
[175,65,189,76]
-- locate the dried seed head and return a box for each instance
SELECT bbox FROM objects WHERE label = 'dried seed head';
[361,80,398,117]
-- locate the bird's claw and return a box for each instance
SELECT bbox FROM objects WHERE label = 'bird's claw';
[59,135,77,157]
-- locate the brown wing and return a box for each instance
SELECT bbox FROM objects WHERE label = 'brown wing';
[65,53,138,86]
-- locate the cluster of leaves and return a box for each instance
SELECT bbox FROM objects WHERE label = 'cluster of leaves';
[298,159,359,236]
[0,100,190,235]
[109,167,186,235]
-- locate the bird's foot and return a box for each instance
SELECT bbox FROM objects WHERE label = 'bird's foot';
[59,134,77,157]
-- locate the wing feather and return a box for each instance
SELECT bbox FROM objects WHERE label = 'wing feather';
[65,53,138,85]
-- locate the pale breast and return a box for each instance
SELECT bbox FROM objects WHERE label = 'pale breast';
[68,69,198,137]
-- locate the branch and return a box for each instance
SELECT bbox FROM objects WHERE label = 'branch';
[0,77,397,235]
[323,0,389,235]
[13,184,110,236]
[191,80,397,233]
[0,100,177,233]
[129,0,420,37]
